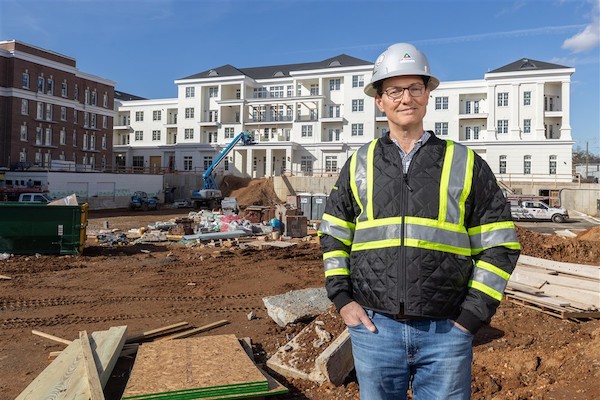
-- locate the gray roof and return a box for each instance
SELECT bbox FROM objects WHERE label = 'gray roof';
[180,54,372,80]
[489,58,570,73]
[115,90,146,101]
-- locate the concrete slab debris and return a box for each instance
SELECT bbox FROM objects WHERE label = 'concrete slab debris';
[262,287,332,327]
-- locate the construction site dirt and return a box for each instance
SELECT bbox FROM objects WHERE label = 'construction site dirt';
[1,179,599,400]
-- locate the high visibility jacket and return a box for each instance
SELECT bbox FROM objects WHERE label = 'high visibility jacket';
[318,133,521,333]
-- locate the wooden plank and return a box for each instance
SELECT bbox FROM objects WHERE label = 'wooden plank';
[79,331,105,400]
[517,255,600,280]
[505,289,571,307]
[122,334,268,399]
[506,281,545,294]
[32,329,72,345]
[158,319,229,340]
[126,321,190,343]
[539,284,599,308]
[0,274,12,280]
[508,270,547,289]
[16,326,127,400]
[515,265,599,291]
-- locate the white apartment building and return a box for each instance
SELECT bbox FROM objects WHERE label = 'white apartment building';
[113,55,575,183]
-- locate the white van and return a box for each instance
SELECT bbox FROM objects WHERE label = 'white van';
[18,193,54,203]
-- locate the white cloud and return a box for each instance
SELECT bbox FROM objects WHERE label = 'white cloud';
[562,0,600,52]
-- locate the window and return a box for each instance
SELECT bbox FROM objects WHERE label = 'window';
[37,76,44,93]
[20,149,27,162]
[524,91,531,106]
[60,128,66,145]
[203,156,213,171]
[36,127,43,145]
[435,122,448,136]
[549,155,557,174]
[152,130,161,141]
[300,156,313,173]
[352,99,364,112]
[61,81,68,97]
[301,125,313,137]
[90,113,96,128]
[524,155,531,174]
[329,105,340,118]
[44,127,52,145]
[351,123,364,136]
[208,87,218,98]
[46,78,54,95]
[153,110,161,121]
[352,75,364,88]
[20,124,27,141]
[91,90,97,106]
[185,87,195,98]
[134,130,143,140]
[72,130,77,147]
[184,128,194,140]
[133,156,144,168]
[270,86,284,98]
[474,101,479,114]
[103,93,108,108]
[21,99,28,115]
[473,126,480,140]
[523,119,531,134]
[22,72,29,89]
[499,155,507,174]
[102,115,108,128]
[253,87,267,98]
[184,156,193,171]
[83,133,88,150]
[61,107,67,121]
[135,111,144,122]
[310,84,319,96]
[73,109,78,124]
[287,85,293,97]
[74,85,78,101]
[224,127,235,139]
[497,120,508,134]
[497,92,508,106]
[102,135,107,150]
[435,97,448,110]
[208,110,218,122]
[37,102,44,119]
[185,107,194,118]
[325,155,338,172]
[208,131,217,143]
[45,103,53,121]
[329,79,341,91]
[465,127,471,140]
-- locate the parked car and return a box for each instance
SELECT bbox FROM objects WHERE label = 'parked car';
[18,193,54,203]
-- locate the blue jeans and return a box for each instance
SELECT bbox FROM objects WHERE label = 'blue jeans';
[348,310,473,400]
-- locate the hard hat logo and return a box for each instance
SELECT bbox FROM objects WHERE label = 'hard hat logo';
[364,42,440,97]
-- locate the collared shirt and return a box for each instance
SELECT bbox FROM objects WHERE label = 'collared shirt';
[390,130,431,173]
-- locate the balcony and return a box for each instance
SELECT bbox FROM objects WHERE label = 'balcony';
[245,116,294,125]
[458,112,488,120]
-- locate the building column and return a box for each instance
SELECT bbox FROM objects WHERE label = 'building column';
[560,81,572,139]
[535,82,545,139]
[486,85,496,139]
[266,148,273,177]
[246,148,254,178]
[285,148,292,175]
[510,83,521,138]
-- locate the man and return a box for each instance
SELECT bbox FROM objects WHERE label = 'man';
[318,43,521,399]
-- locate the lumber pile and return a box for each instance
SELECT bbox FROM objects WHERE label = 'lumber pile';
[506,255,600,320]
[16,326,127,400]
[122,334,288,399]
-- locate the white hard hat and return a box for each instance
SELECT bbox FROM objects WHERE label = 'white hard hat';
[364,43,440,97]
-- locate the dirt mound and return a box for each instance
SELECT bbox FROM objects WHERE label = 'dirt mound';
[577,225,600,241]
[225,177,283,208]
[516,226,600,265]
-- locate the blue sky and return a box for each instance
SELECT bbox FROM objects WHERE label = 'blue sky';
[1,0,599,154]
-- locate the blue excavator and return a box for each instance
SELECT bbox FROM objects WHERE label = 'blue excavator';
[190,131,255,209]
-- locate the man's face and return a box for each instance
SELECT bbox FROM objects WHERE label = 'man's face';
[375,75,430,130]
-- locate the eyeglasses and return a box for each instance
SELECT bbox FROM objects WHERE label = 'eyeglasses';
[383,84,426,99]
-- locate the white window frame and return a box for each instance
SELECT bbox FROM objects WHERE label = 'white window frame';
[435,97,448,110]
[352,99,364,112]
[352,75,364,88]
[351,123,364,136]
[497,92,509,107]
[497,120,509,134]
[185,87,195,98]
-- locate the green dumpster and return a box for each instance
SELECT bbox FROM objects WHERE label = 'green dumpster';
[0,202,88,255]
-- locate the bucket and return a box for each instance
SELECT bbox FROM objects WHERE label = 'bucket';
[271,231,281,240]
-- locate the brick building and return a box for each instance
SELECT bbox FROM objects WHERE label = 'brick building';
[0,40,116,171]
